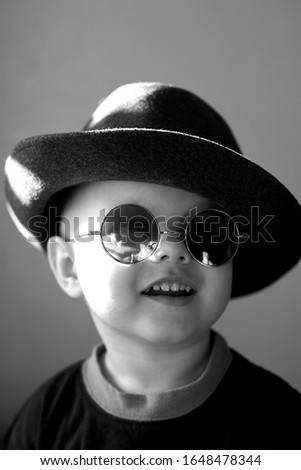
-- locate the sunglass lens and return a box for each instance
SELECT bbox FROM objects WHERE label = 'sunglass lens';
[101,204,159,263]
[186,210,239,266]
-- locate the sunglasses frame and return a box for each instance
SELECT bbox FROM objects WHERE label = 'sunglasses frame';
[70,203,241,267]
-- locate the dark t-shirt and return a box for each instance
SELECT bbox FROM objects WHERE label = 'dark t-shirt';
[2,349,301,450]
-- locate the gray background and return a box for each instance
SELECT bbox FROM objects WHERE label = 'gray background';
[1,0,301,438]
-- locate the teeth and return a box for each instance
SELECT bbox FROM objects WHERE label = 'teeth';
[145,282,193,293]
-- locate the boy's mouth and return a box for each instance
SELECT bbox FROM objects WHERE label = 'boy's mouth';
[142,281,196,297]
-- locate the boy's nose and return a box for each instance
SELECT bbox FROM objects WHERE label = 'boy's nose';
[149,233,191,264]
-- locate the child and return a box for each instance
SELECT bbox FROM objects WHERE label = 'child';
[3,82,301,449]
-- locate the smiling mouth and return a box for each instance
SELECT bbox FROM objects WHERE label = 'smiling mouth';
[143,289,195,297]
[142,283,196,297]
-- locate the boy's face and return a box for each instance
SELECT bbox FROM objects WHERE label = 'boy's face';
[59,181,233,347]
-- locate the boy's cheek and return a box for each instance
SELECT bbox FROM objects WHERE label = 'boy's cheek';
[203,262,233,306]
[191,264,232,330]
[74,248,135,311]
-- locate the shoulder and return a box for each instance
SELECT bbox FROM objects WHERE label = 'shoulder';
[212,349,301,448]
[2,360,84,449]
[226,349,301,408]
[22,360,84,417]
[230,349,299,387]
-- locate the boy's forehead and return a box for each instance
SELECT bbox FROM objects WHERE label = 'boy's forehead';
[62,180,214,219]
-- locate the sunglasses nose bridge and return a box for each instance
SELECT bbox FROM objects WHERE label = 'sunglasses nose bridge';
[159,229,186,246]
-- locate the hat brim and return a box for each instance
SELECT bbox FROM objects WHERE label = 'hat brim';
[5,128,301,298]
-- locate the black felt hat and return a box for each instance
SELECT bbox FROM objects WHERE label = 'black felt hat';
[4,82,301,297]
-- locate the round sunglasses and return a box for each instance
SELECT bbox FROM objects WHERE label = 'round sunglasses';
[71,204,241,266]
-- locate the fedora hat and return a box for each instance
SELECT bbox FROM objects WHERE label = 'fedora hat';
[4,82,301,297]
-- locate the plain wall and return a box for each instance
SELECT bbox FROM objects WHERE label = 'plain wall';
[1,0,301,438]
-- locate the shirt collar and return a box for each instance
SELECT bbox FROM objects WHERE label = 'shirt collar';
[82,330,232,422]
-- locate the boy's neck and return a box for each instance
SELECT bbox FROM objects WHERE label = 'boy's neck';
[99,332,212,394]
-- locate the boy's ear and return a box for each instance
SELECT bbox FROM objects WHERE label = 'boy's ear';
[47,236,82,298]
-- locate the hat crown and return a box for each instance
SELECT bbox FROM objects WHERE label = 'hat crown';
[83,82,241,153]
